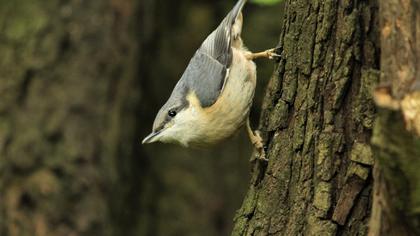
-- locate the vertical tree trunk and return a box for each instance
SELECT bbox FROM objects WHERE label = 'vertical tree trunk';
[0,1,145,235]
[233,0,379,235]
[369,0,420,235]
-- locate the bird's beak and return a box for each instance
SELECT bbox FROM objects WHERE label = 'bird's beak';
[142,131,161,144]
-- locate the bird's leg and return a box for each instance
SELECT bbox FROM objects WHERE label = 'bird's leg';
[246,48,281,60]
[246,118,268,161]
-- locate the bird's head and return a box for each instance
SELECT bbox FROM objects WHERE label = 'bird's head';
[142,86,200,147]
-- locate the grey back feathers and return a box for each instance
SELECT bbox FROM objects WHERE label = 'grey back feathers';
[171,0,247,108]
[182,52,226,107]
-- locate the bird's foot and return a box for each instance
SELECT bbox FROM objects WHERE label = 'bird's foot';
[246,118,268,162]
[265,48,281,60]
[246,48,281,61]
[251,130,268,162]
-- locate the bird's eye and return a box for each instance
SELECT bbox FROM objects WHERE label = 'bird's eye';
[168,110,177,117]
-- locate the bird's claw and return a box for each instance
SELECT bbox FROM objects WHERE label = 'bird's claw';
[246,48,281,61]
[252,130,268,162]
[266,48,281,60]
[246,118,268,162]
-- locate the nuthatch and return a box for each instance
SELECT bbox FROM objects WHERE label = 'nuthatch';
[142,0,279,159]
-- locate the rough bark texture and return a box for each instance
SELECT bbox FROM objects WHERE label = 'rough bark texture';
[0,1,145,235]
[232,0,379,235]
[369,0,420,235]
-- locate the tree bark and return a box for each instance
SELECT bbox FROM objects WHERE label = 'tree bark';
[0,1,145,235]
[369,0,420,235]
[232,0,380,235]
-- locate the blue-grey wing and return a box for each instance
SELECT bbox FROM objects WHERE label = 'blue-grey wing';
[181,52,227,107]
[182,0,246,107]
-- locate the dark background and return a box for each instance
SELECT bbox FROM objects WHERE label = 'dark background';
[0,0,283,235]
[139,1,283,235]
[139,1,282,235]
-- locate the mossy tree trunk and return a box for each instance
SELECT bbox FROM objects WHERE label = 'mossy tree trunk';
[0,1,146,235]
[369,0,420,235]
[233,0,379,235]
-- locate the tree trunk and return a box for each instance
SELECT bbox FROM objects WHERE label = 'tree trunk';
[232,0,379,235]
[0,1,145,235]
[369,0,420,235]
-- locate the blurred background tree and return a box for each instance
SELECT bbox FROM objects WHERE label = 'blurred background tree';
[2,0,419,236]
[0,0,283,236]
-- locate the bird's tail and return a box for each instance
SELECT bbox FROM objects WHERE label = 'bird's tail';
[228,0,247,48]
[198,0,248,65]
[228,0,247,26]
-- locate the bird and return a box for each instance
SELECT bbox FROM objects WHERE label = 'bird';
[142,0,279,160]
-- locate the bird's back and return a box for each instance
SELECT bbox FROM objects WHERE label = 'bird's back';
[175,0,248,109]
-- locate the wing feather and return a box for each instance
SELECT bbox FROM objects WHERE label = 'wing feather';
[181,52,226,107]
[181,0,246,107]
